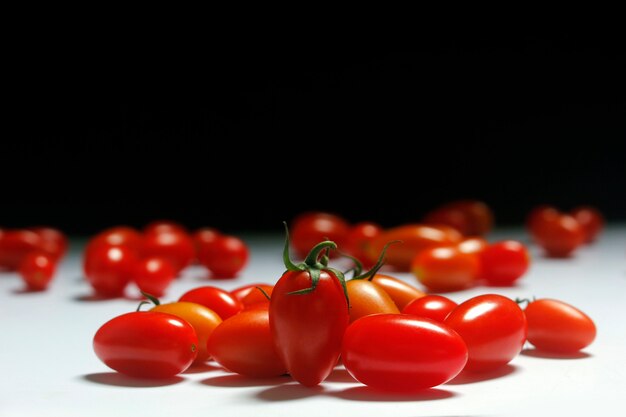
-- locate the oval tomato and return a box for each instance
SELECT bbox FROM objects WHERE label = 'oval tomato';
[290,212,350,259]
[84,244,138,297]
[179,286,243,320]
[208,309,287,377]
[402,294,457,322]
[479,241,530,286]
[93,311,198,378]
[197,235,249,278]
[346,279,399,323]
[411,246,479,292]
[371,274,426,310]
[524,299,596,353]
[342,314,468,391]
[445,294,527,372]
[531,214,584,257]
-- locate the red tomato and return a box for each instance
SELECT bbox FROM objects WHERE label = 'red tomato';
[571,206,604,243]
[345,222,383,267]
[524,299,596,353]
[208,309,287,377]
[423,207,471,235]
[290,212,350,259]
[28,227,68,260]
[402,295,457,322]
[371,274,426,310]
[346,279,399,323]
[270,237,349,387]
[179,286,243,320]
[0,230,44,270]
[84,245,138,297]
[368,225,463,271]
[241,285,273,307]
[230,282,272,303]
[197,235,249,278]
[411,246,479,292]
[479,240,530,286]
[445,294,527,372]
[192,227,221,254]
[18,252,56,291]
[144,220,188,235]
[531,214,585,257]
[93,311,198,378]
[142,229,195,272]
[133,257,177,297]
[426,200,494,236]
[527,205,560,236]
[458,237,488,255]
[342,314,467,391]
[88,226,143,253]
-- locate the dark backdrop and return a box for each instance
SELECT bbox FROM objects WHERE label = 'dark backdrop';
[3,32,625,235]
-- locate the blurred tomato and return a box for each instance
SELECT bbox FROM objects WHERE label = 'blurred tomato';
[142,229,195,272]
[144,220,188,235]
[530,214,584,257]
[0,230,44,270]
[198,235,249,278]
[290,212,350,259]
[84,244,138,297]
[345,222,383,267]
[412,246,479,292]
[19,251,56,291]
[571,206,604,243]
[87,226,143,253]
[28,227,68,260]
[425,200,493,236]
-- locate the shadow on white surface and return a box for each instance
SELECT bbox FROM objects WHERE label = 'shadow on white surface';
[201,374,291,388]
[329,386,456,402]
[446,364,517,385]
[324,368,357,383]
[82,372,184,387]
[11,287,45,295]
[521,348,592,360]
[182,362,224,374]
[255,383,324,401]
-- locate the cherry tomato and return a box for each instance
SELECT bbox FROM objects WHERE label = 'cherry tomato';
[371,274,426,310]
[241,285,273,307]
[342,314,468,391]
[0,230,44,270]
[93,311,198,378]
[479,240,530,286]
[151,301,222,362]
[345,222,383,267]
[230,282,272,303]
[571,206,604,243]
[346,279,399,323]
[28,227,68,260]
[524,299,596,353]
[179,286,243,320]
[18,252,56,291]
[411,246,479,292]
[142,229,195,272]
[423,207,471,235]
[88,226,143,253]
[84,244,138,297]
[270,236,349,387]
[197,235,249,278]
[445,294,527,372]
[458,237,488,255]
[368,225,462,271]
[402,294,457,322]
[133,257,177,297]
[527,205,560,236]
[425,200,494,236]
[208,309,287,378]
[144,220,188,235]
[290,212,350,259]
[192,227,221,254]
[531,214,585,257]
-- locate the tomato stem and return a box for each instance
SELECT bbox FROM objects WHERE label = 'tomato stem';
[255,286,272,301]
[136,292,161,311]
[352,240,400,281]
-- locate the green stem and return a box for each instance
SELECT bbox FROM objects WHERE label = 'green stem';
[352,240,401,281]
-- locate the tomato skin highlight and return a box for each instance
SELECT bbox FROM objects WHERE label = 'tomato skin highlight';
[93,311,198,378]
[445,294,527,372]
[402,294,457,322]
[342,314,468,391]
[371,274,426,310]
[411,246,479,292]
[208,309,287,378]
[84,245,138,297]
[346,280,399,323]
[133,257,177,297]
[142,229,195,272]
[524,299,596,353]
[479,240,530,286]
[269,269,349,387]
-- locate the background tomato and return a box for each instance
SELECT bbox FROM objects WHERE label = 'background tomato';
[402,294,457,322]
[192,227,221,256]
[530,214,584,257]
[18,251,56,291]
[133,257,177,297]
[142,229,195,272]
[84,244,137,297]
[425,200,494,236]
[0,230,45,270]
[27,227,68,260]
[179,286,243,320]
[344,222,383,267]
[144,220,188,235]
[197,235,249,278]
[571,206,604,243]
[479,240,530,286]
[290,212,350,259]
[87,226,143,253]
[411,246,479,292]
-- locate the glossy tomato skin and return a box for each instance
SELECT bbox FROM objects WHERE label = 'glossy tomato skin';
[445,294,527,372]
[345,222,383,268]
[524,299,596,353]
[0,230,44,270]
[241,285,273,307]
[19,252,56,291]
[84,245,138,297]
[230,283,272,303]
[290,212,350,259]
[368,225,462,271]
[208,309,287,377]
[270,270,349,387]
[133,257,177,297]
[151,302,222,362]
[402,295,457,322]
[479,241,530,286]
[458,237,488,255]
[571,206,604,243]
[346,280,399,323]
[93,311,198,378]
[142,229,195,272]
[179,286,243,320]
[531,214,585,257]
[411,246,479,292]
[197,235,249,278]
[342,314,468,391]
[371,274,426,310]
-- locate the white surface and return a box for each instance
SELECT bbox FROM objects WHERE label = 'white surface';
[1,227,625,417]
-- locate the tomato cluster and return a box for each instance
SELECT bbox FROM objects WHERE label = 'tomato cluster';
[83,221,249,297]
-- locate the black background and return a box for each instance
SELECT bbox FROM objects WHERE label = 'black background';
[3,31,624,235]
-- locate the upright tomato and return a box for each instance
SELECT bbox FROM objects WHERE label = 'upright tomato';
[571,206,604,243]
[290,212,350,259]
[269,227,349,387]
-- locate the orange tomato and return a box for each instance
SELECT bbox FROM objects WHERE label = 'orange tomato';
[346,280,399,323]
[371,274,426,310]
[411,246,479,292]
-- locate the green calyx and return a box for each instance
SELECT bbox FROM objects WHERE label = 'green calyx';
[136,292,161,312]
[350,240,400,282]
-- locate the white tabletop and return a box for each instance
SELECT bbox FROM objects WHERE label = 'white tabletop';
[1,226,625,417]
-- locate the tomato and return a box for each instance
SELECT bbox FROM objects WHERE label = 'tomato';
[367,225,462,271]
[425,200,494,236]
[230,282,272,303]
[179,286,243,320]
[192,227,221,254]
[402,294,457,322]
[531,214,585,257]
[290,212,350,259]
[411,246,479,292]
[93,311,198,378]
[241,285,273,307]
[0,230,44,270]
[371,274,426,310]
[88,226,143,253]
[445,294,527,372]
[527,205,560,235]
[18,252,56,291]
[458,237,488,255]
[479,240,530,286]
[28,227,68,260]
[84,244,138,297]
[423,207,471,235]
[346,279,399,323]
[133,257,177,297]
[144,220,188,235]
[270,233,349,387]
[524,299,596,353]
[342,314,467,391]
[151,301,222,362]
[197,235,249,278]
[571,206,604,243]
[345,222,383,267]
[208,309,287,377]
[142,229,195,272]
